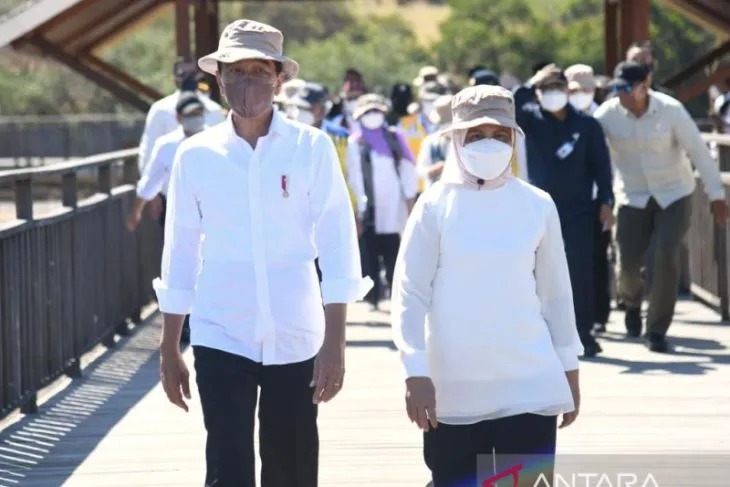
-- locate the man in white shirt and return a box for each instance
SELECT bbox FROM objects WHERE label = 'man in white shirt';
[126,92,207,232]
[346,94,418,310]
[137,58,226,221]
[595,62,728,353]
[154,20,370,487]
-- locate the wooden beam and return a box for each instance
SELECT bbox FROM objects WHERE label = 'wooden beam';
[663,41,730,89]
[194,0,220,103]
[55,0,137,47]
[82,54,163,100]
[619,0,650,56]
[675,63,730,103]
[176,0,191,60]
[30,36,150,112]
[89,1,170,52]
[605,0,620,75]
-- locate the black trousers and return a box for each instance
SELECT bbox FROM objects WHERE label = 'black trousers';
[560,213,596,345]
[593,201,612,326]
[424,413,557,487]
[360,227,400,305]
[193,346,318,487]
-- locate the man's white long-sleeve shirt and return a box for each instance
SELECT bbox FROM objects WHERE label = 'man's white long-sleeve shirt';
[136,128,186,200]
[594,91,725,209]
[391,178,582,424]
[138,90,225,171]
[154,111,372,365]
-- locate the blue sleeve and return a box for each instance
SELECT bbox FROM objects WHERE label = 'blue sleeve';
[586,118,614,207]
[513,85,537,134]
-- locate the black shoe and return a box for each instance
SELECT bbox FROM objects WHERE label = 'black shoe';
[581,337,603,358]
[625,308,642,338]
[644,333,670,353]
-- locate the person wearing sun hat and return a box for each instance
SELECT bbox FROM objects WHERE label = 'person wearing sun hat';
[416,94,453,189]
[154,19,371,487]
[346,92,418,311]
[391,84,582,487]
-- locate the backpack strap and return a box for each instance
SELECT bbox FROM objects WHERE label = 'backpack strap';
[356,135,376,228]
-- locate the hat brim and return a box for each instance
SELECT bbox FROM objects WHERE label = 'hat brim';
[568,81,596,91]
[199,47,299,81]
[353,102,389,121]
[437,115,525,138]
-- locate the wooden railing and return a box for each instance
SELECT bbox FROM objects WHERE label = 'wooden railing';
[0,149,162,419]
[688,133,730,320]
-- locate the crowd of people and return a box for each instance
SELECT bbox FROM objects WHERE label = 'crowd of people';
[125,18,729,487]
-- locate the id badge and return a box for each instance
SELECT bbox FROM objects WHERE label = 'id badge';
[556,142,574,160]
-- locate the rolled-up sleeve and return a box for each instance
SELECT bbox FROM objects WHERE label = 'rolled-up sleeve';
[152,146,202,314]
[672,104,726,201]
[391,192,440,378]
[535,199,583,370]
[313,135,372,304]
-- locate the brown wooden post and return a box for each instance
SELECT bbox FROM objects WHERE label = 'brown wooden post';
[195,0,221,103]
[14,178,33,221]
[176,0,191,60]
[604,0,620,75]
[619,0,650,57]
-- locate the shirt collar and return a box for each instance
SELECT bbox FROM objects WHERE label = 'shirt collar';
[224,107,293,143]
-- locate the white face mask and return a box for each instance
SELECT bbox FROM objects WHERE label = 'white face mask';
[296,109,316,126]
[421,101,434,117]
[285,105,300,120]
[180,114,205,134]
[569,92,595,112]
[457,138,513,181]
[539,90,569,112]
[344,100,357,115]
[360,111,385,130]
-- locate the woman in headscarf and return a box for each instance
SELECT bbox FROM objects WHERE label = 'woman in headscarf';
[391,85,583,487]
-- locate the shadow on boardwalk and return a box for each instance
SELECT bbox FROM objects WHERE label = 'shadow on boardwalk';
[0,317,167,487]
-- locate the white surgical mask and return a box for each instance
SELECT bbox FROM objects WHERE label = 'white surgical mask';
[296,109,315,126]
[344,100,357,115]
[285,105,300,120]
[180,114,205,134]
[457,138,513,181]
[539,90,568,112]
[421,101,434,117]
[360,112,385,130]
[569,92,594,112]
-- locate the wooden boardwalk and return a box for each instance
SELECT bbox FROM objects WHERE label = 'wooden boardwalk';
[1,299,729,487]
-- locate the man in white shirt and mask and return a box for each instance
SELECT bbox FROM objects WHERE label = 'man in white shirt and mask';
[565,64,598,115]
[154,20,370,487]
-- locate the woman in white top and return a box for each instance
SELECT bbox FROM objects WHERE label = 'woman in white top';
[391,85,583,487]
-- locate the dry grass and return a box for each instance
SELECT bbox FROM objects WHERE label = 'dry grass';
[350,0,451,46]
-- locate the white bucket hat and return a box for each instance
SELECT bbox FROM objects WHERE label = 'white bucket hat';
[198,19,299,81]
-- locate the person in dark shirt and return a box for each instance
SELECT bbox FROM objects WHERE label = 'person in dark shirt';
[515,64,615,357]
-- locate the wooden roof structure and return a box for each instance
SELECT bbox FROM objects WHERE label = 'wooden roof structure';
[0,0,728,111]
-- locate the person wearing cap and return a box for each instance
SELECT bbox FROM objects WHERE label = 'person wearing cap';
[469,68,500,87]
[414,65,440,89]
[565,64,598,115]
[347,93,418,310]
[391,85,582,487]
[386,82,414,126]
[594,61,728,353]
[154,19,371,487]
[516,64,614,358]
[126,91,208,233]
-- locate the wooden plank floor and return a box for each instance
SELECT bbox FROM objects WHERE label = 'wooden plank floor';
[1,299,729,486]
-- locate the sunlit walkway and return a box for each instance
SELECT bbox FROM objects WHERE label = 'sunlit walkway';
[0,300,729,487]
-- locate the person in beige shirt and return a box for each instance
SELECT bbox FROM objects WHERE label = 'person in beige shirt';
[594,61,728,353]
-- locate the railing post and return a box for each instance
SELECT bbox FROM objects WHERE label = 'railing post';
[98,163,112,194]
[719,145,730,172]
[122,157,139,185]
[715,220,730,321]
[62,171,82,378]
[14,178,33,220]
[20,395,38,415]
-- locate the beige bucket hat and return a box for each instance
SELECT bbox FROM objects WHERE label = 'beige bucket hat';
[352,93,390,121]
[198,19,299,80]
[439,85,524,137]
[565,64,596,91]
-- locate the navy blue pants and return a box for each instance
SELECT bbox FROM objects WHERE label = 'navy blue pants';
[559,213,596,345]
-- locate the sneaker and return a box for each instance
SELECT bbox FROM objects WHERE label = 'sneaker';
[624,308,642,338]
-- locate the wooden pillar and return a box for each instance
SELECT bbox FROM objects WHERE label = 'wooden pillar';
[176,0,191,60]
[605,0,620,75]
[619,0,650,57]
[194,0,221,103]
